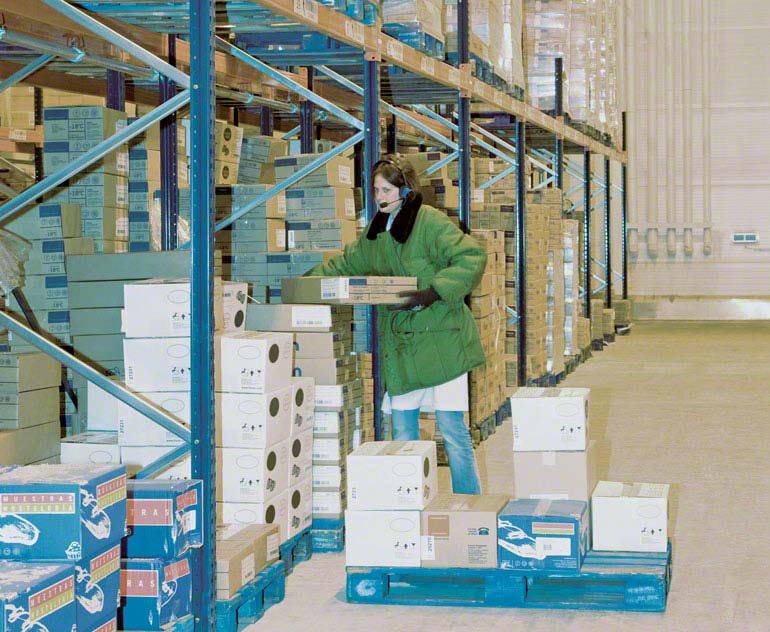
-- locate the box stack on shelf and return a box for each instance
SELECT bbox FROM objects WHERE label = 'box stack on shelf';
[602,307,615,341]
[503,0,527,96]
[0,86,37,193]
[0,352,61,464]
[42,105,129,254]
[468,229,506,442]
[214,120,244,186]
[590,298,605,346]
[545,189,566,377]
[354,352,375,449]
[238,133,287,185]
[122,479,202,628]
[563,219,581,357]
[382,0,445,59]
[0,463,128,631]
[613,298,631,329]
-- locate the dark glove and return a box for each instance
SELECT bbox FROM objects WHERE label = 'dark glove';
[388,286,440,311]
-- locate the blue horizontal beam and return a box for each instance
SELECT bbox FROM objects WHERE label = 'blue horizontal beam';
[0,311,190,442]
[216,37,364,131]
[0,90,190,222]
[0,54,55,95]
[42,0,189,86]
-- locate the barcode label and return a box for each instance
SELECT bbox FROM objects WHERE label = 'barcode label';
[535,537,571,557]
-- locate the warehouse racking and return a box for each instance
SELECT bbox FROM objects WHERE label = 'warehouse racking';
[0,1,627,628]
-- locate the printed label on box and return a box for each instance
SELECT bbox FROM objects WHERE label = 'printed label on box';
[321,278,348,300]
[535,537,571,557]
[421,536,435,561]
[291,306,332,328]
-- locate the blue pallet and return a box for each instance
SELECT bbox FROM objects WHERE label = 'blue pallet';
[279,527,313,575]
[347,544,672,612]
[215,560,286,632]
[125,614,195,632]
[312,527,345,552]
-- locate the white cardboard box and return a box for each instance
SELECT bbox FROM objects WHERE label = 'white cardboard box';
[217,442,290,503]
[312,464,344,489]
[124,337,191,391]
[312,489,344,515]
[289,377,315,436]
[288,428,313,485]
[122,278,247,337]
[347,441,438,510]
[87,380,120,432]
[117,391,190,446]
[216,332,294,394]
[591,481,670,552]
[286,477,312,539]
[60,432,120,464]
[345,510,421,567]
[216,386,292,449]
[513,440,598,502]
[510,387,590,451]
[218,492,289,542]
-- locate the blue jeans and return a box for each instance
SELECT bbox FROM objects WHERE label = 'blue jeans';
[391,408,481,495]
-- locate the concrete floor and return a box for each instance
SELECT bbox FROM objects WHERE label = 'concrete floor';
[251,321,770,632]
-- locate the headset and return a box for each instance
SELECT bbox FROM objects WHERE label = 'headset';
[373,156,413,206]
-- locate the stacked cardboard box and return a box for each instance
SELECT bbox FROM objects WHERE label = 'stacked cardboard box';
[122,479,201,628]
[238,134,287,184]
[215,523,281,600]
[381,0,445,47]
[214,120,243,185]
[0,86,37,191]
[577,315,592,351]
[0,353,61,464]
[119,278,247,475]
[42,106,129,254]
[0,464,128,631]
[354,353,375,449]
[282,276,417,305]
[602,308,615,339]
[613,298,631,327]
[345,441,438,567]
[0,85,36,129]
[469,230,506,430]
[563,219,581,356]
[546,192,566,376]
[590,298,604,343]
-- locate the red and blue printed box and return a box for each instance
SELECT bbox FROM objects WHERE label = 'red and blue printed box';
[73,542,121,631]
[0,561,77,632]
[0,464,127,562]
[119,552,193,630]
[80,613,118,632]
[497,499,589,572]
[124,480,203,559]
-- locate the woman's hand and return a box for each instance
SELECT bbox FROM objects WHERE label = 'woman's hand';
[389,287,440,311]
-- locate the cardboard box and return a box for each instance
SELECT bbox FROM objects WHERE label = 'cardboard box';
[124,338,192,392]
[289,376,315,436]
[216,331,294,394]
[239,135,288,163]
[286,219,356,251]
[246,303,349,333]
[286,477,312,539]
[275,154,353,188]
[120,553,192,630]
[217,492,288,541]
[0,421,61,465]
[315,382,362,410]
[312,464,345,489]
[216,386,292,449]
[60,432,120,465]
[282,276,417,305]
[86,380,120,432]
[313,409,353,436]
[122,279,247,337]
[74,542,121,631]
[420,494,508,568]
[124,479,203,558]
[119,445,187,478]
[294,356,354,385]
[0,464,127,561]
[288,428,313,485]
[591,481,669,553]
[345,510,421,567]
[118,391,190,447]
[285,187,356,221]
[217,441,290,502]
[216,526,280,600]
[497,499,589,572]
[0,387,59,429]
[0,352,61,392]
[347,441,438,510]
[0,562,77,631]
[510,387,590,451]
[293,331,350,359]
[513,440,598,502]
[4,202,82,240]
[312,489,345,516]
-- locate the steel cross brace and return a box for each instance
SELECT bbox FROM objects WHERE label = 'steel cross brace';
[0,54,55,95]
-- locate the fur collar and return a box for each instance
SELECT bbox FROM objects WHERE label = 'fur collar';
[366,192,423,244]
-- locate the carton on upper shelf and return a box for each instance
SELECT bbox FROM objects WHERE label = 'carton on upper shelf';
[60,432,120,465]
[281,276,418,305]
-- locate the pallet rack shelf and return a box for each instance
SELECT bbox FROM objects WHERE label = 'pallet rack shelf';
[0,1,628,629]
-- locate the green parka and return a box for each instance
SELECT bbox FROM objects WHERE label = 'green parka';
[306,195,487,396]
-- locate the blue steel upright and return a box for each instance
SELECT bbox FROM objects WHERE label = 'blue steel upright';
[189,0,217,629]
[604,156,612,308]
[515,119,527,386]
[160,34,179,251]
[260,106,274,135]
[584,149,592,320]
[106,69,125,111]
[300,67,314,153]
[363,55,382,438]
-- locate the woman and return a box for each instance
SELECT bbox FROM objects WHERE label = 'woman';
[306,154,486,494]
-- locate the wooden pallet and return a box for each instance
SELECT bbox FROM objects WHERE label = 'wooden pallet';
[346,544,672,612]
[279,526,313,575]
[215,561,286,632]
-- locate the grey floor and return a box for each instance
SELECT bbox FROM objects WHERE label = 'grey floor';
[251,321,770,632]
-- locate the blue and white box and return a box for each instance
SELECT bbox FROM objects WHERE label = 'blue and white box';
[0,464,127,561]
[497,499,589,572]
[73,542,121,631]
[124,480,203,559]
[119,553,192,630]
[0,561,76,632]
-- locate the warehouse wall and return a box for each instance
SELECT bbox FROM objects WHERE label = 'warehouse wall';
[623,0,770,316]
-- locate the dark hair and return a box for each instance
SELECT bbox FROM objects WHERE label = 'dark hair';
[372,154,421,197]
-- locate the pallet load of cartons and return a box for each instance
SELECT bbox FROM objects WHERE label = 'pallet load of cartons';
[381,0,445,58]
[42,106,129,254]
[590,299,605,348]
[602,308,615,342]
[122,478,202,628]
[0,463,128,631]
[563,219,581,357]
[0,352,62,465]
[238,133,287,185]
[545,189,566,377]
[613,298,632,329]
[119,277,247,476]
[469,229,506,444]
[354,352,375,449]
[0,86,37,191]
[214,120,244,185]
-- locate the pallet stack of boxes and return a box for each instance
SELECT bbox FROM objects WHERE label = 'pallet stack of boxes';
[612,298,632,328]
[214,120,244,186]
[545,190,566,377]
[0,86,37,190]
[381,0,445,59]
[121,478,202,629]
[215,522,281,603]
[602,306,616,342]
[0,463,128,631]
[0,352,61,465]
[237,132,285,185]
[353,352,375,449]
[590,298,605,346]
[563,219,581,357]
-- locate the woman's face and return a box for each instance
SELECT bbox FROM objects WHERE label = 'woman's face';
[373,174,402,214]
